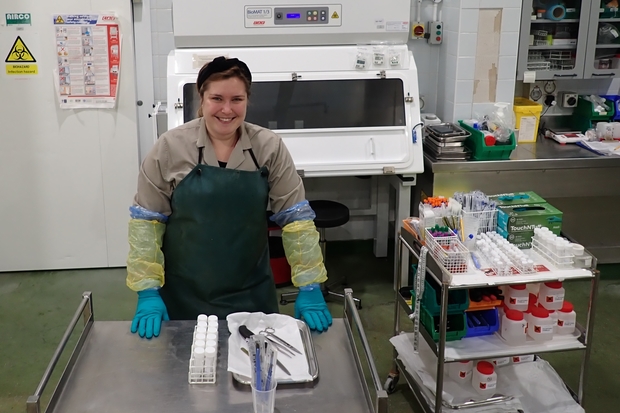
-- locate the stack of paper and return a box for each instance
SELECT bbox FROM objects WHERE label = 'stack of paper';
[577,140,620,156]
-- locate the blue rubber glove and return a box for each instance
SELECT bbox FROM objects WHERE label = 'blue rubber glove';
[131,289,169,339]
[294,284,332,332]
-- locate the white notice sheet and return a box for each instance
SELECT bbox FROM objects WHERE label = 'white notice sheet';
[53,13,121,109]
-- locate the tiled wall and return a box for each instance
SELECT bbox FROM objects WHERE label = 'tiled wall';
[151,0,175,102]
[438,0,522,122]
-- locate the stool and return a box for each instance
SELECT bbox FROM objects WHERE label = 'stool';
[280,200,362,309]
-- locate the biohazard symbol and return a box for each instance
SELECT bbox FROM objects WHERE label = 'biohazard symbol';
[5,36,36,63]
[331,11,339,18]
[55,15,65,24]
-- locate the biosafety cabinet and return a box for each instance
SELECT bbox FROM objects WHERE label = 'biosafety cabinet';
[166,0,424,178]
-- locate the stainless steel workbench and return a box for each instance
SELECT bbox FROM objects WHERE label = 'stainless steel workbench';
[416,137,620,263]
[28,291,387,413]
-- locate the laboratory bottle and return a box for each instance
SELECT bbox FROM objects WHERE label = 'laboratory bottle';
[527,306,554,342]
[504,284,529,311]
[501,309,527,345]
[526,282,540,295]
[205,346,217,376]
[197,320,208,329]
[197,314,208,323]
[538,282,565,311]
[490,358,510,367]
[548,310,558,334]
[472,361,497,396]
[208,315,218,323]
[194,332,206,342]
[206,332,218,342]
[557,301,577,335]
[449,360,473,383]
[192,347,206,372]
[205,339,217,349]
[511,354,535,364]
[571,243,585,257]
[207,326,218,335]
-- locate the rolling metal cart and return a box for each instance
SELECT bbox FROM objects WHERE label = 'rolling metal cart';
[27,289,387,413]
[385,226,599,413]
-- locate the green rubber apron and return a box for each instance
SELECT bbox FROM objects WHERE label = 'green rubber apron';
[159,146,279,320]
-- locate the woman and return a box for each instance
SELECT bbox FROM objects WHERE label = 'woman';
[126,57,332,339]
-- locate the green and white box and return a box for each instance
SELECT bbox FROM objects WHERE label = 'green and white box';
[490,191,546,206]
[497,203,563,248]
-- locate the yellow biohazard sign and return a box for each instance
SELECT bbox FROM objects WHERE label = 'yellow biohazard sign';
[5,36,38,75]
[55,15,65,24]
[5,36,36,62]
[331,11,339,19]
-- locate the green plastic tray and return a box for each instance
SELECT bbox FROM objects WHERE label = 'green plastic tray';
[458,121,516,161]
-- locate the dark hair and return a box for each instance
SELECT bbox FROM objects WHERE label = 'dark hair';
[197,63,252,117]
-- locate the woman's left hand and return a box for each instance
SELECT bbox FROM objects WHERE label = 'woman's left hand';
[294,287,333,332]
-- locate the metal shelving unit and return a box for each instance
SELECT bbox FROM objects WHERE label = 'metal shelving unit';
[385,227,600,413]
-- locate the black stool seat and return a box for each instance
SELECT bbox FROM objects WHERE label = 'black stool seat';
[309,200,350,228]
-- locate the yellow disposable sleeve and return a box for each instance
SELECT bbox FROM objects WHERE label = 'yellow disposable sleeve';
[281,220,327,287]
[126,218,166,291]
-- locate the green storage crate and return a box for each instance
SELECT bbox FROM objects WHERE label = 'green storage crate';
[420,305,467,342]
[573,96,615,132]
[411,268,469,316]
[458,121,516,161]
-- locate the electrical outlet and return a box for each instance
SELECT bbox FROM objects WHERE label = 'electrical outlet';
[411,21,425,39]
[560,92,578,108]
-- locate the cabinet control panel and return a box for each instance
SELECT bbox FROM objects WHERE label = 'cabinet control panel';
[245,4,342,27]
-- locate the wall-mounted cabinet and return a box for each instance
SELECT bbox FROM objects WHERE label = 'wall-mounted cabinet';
[518,0,620,80]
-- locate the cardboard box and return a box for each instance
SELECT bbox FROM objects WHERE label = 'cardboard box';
[497,226,561,249]
[496,202,563,248]
[490,191,546,206]
[497,203,562,233]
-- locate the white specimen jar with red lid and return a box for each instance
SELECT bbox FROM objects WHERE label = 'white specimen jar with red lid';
[449,360,473,382]
[472,361,497,396]
[557,301,577,335]
[504,284,529,311]
[548,310,558,334]
[501,309,527,345]
[539,281,565,311]
[527,306,554,342]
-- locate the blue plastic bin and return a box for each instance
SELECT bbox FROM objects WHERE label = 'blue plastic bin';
[601,95,620,121]
[465,309,499,338]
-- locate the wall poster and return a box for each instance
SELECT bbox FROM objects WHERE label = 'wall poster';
[53,14,121,109]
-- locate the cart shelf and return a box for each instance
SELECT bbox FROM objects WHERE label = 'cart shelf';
[400,229,595,289]
[397,292,586,362]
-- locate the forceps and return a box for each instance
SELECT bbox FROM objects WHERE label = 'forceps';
[259,327,303,355]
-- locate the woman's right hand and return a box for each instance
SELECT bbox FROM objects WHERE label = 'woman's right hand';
[131,289,170,339]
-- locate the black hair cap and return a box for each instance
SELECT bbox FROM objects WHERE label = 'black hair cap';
[196,56,252,92]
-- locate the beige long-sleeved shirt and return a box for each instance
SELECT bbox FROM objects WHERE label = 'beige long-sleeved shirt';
[134,118,305,216]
